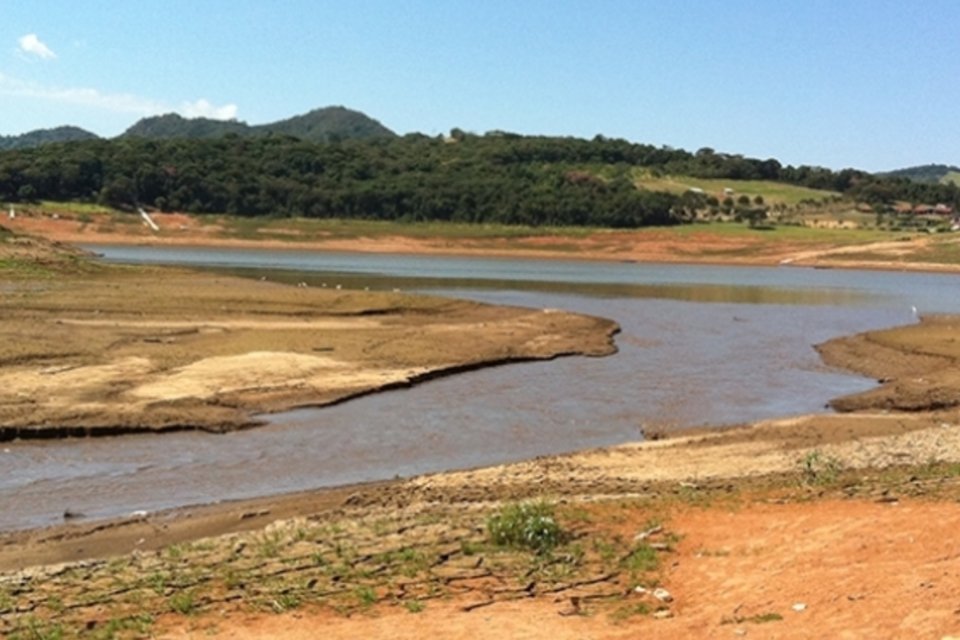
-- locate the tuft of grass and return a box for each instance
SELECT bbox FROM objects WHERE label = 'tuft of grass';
[487,501,566,554]
[610,602,651,622]
[799,450,843,485]
[8,617,65,640]
[355,585,378,607]
[623,543,660,574]
[88,613,155,640]
[405,599,425,613]
[168,590,197,615]
[271,593,300,613]
[723,611,784,625]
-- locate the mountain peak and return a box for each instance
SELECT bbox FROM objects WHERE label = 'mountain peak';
[119,106,395,142]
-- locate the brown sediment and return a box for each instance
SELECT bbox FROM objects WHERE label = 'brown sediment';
[0,265,617,439]
[817,314,960,412]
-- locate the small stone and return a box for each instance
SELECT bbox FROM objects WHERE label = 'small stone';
[653,609,673,619]
[792,602,807,612]
[653,587,673,603]
[633,586,648,595]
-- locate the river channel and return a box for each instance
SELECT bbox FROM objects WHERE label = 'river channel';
[3,246,959,530]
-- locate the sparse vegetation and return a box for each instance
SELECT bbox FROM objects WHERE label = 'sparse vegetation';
[800,450,844,485]
[487,501,566,553]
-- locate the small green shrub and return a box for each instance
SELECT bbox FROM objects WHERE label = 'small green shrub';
[405,599,425,613]
[486,501,565,553]
[169,590,196,615]
[355,585,378,607]
[623,543,659,574]
[800,450,843,485]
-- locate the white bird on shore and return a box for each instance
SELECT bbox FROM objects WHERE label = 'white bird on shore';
[911,305,919,318]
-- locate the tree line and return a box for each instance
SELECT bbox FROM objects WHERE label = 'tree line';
[0,131,956,228]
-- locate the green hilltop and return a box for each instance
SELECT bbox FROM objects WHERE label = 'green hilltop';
[1,106,396,148]
[120,106,396,142]
[0,125,99,151]
[880,164,960,185]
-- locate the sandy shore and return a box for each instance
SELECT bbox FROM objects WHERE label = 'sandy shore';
[4,220,960,638]
[6,207,960,272]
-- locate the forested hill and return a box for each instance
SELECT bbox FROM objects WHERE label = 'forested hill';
[120,107,396,142]
[2,106,395,149]
[880,164,960,185]
[0,126,99,151]
[1,132,958,228]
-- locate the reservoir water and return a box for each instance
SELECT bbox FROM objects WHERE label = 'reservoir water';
[3,246,959,530]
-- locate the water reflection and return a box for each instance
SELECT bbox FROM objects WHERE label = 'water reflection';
[217,266,875,306]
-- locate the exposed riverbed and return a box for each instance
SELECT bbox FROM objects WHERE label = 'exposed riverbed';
[3,246,959,530]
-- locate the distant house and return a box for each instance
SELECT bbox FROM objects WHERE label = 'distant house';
[912,203,955,216]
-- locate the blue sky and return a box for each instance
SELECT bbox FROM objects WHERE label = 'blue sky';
[0,1,957,171]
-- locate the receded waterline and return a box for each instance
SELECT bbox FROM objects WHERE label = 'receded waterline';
[3,246,957,531]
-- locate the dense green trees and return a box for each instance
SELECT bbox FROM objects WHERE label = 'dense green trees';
[0,130,956,227]
[0,134,685,227]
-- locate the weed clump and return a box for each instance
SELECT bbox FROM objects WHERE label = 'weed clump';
[799,449,843,485]
[486,501,565,553]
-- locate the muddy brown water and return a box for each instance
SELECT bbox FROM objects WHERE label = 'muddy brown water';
[3,246,959,531]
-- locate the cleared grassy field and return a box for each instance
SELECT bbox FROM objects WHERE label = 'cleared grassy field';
[941,171,960,186]
[632,172,841,205]
[217,215,605,241]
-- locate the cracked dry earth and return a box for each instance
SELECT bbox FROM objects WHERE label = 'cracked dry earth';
[5,470,960,640]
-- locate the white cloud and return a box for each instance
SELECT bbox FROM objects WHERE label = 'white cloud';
[17,34,56,60]
[0,73,239,122]
[0,73,164,114]
[181,99,238,120]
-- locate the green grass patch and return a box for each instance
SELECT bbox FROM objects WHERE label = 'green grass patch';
[632,172,840,205]
[7,617,65,640]
[218,215,604,242]
[799,450,843,486]
[622,543,660,574]
[168,590,197,615]
[0,258,55,278]
[487,501,566,554]
[940,171,960,186]
[405,599,425,613]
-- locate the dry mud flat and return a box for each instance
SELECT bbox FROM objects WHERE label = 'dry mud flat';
[3,315,960,638]
[0,265,617,438]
